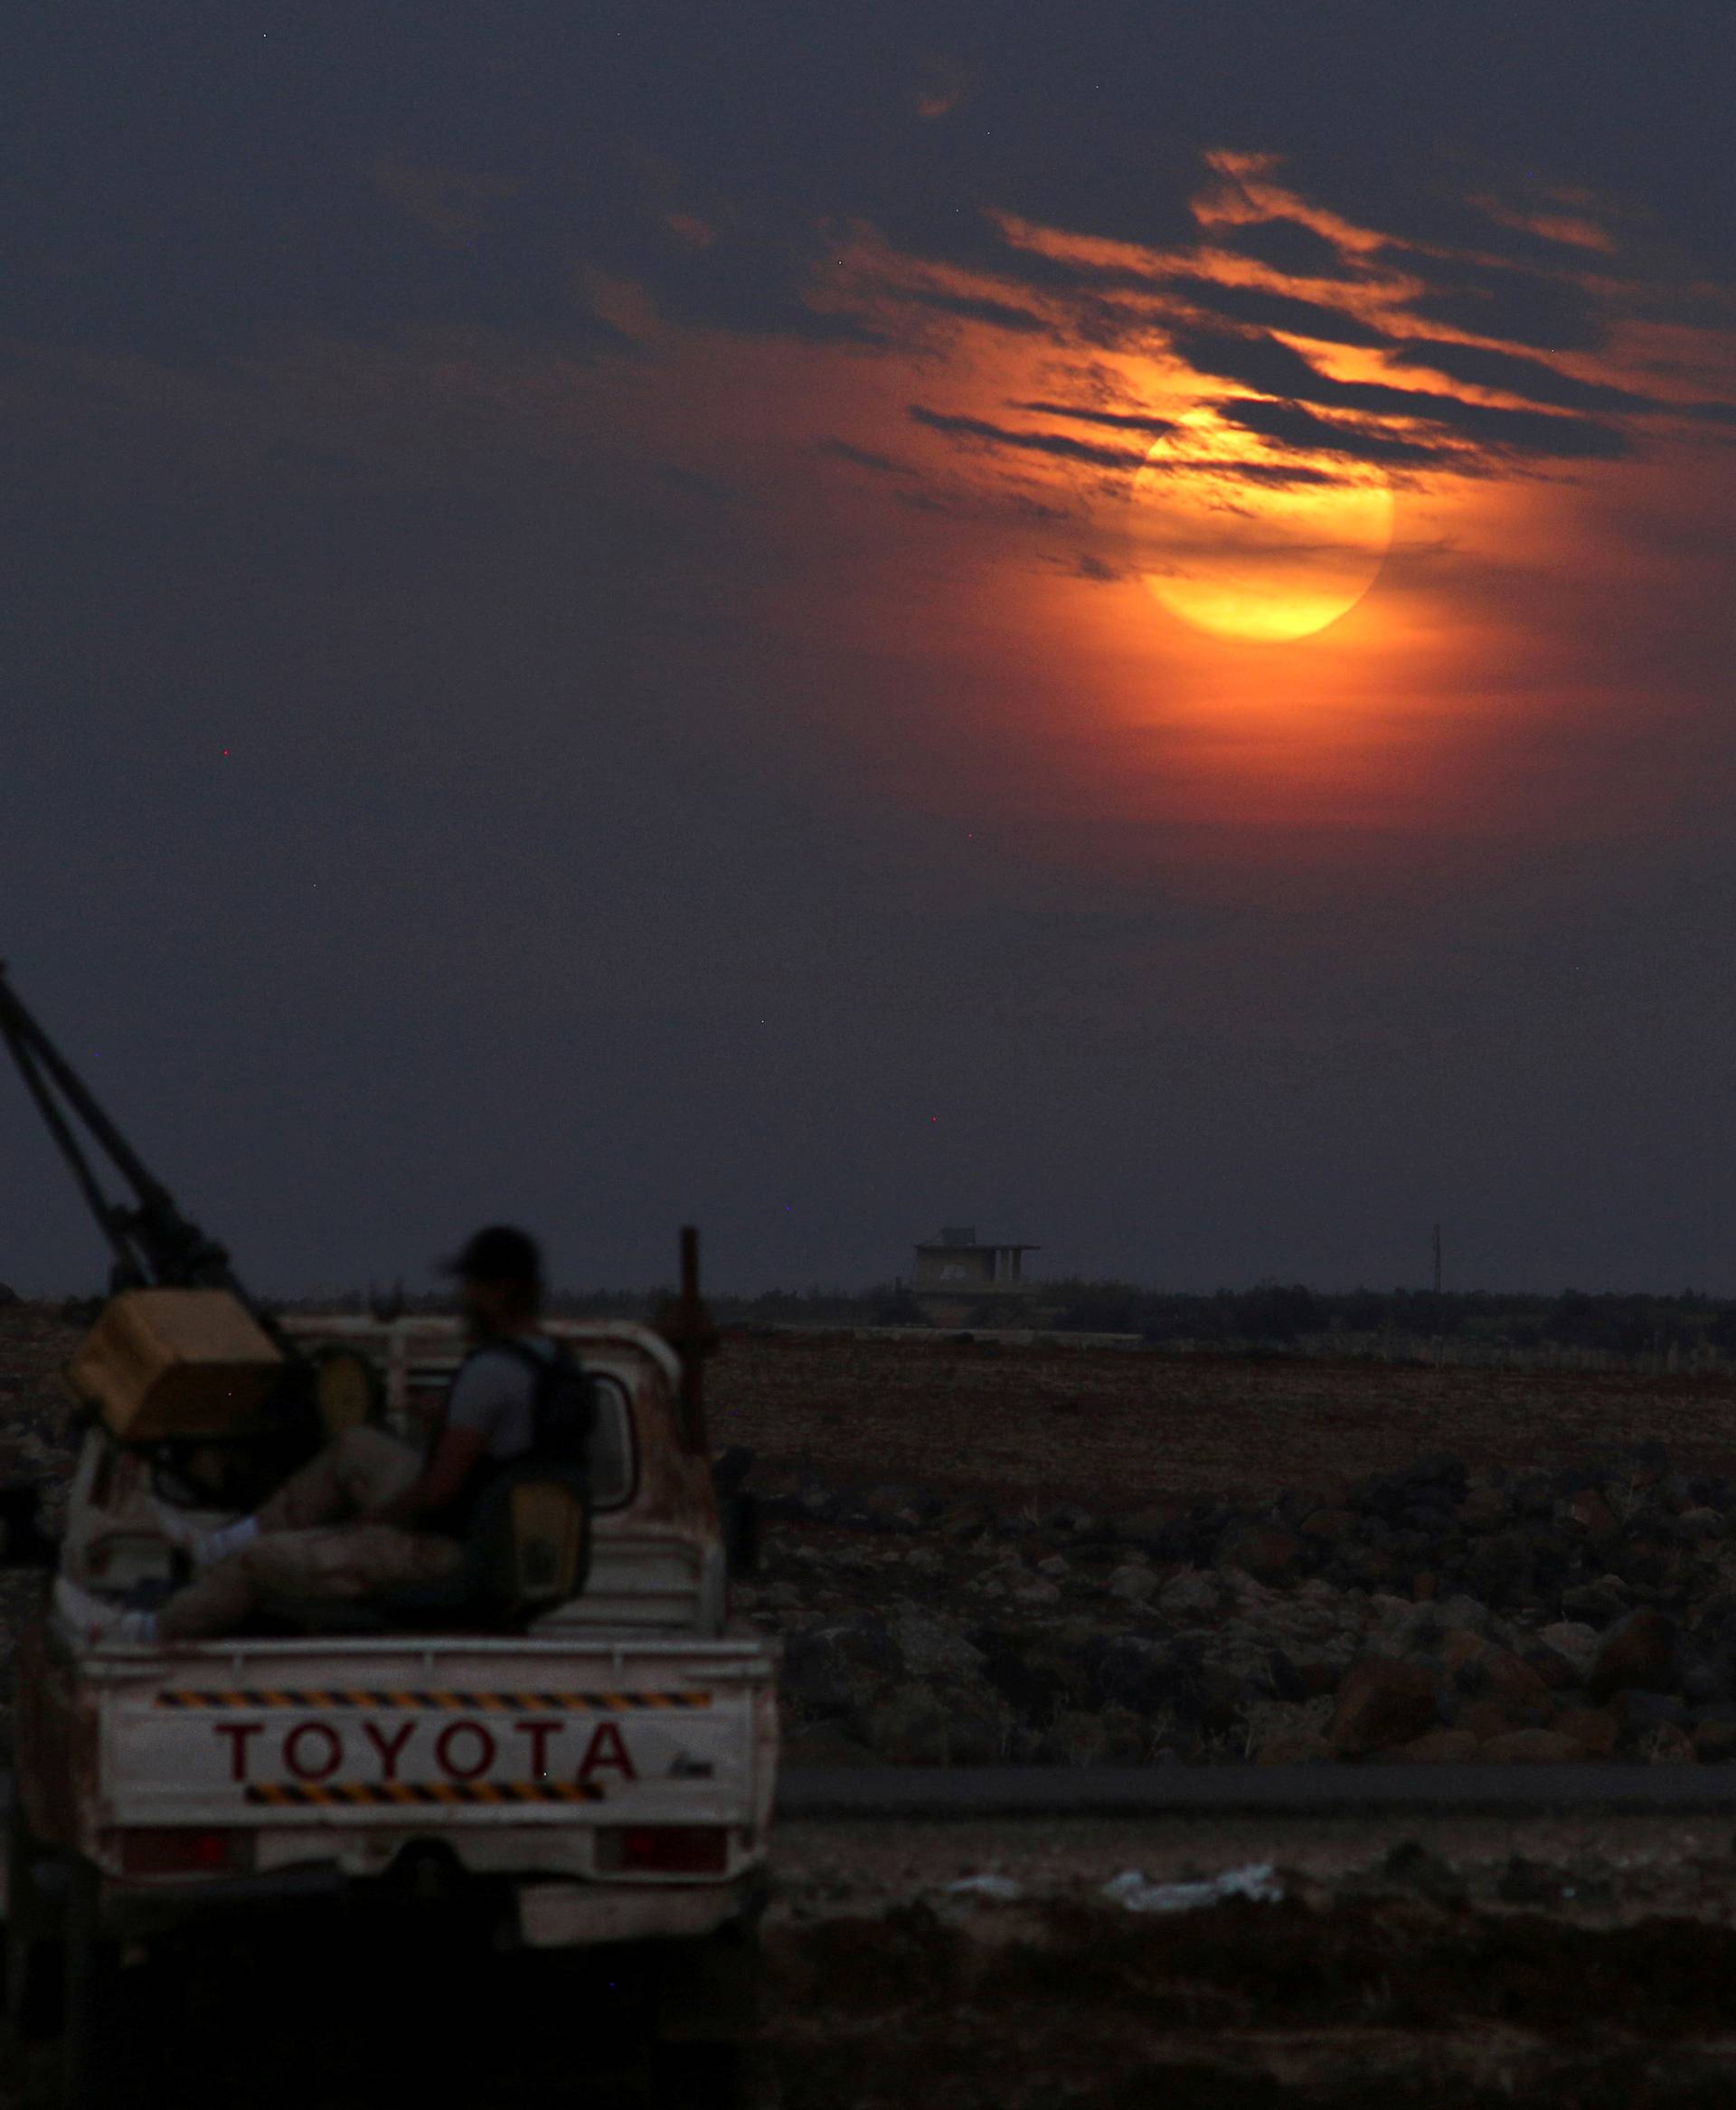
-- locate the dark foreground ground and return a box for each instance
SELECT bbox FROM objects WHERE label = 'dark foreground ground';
[10,1809,1736,2107]
[765,1809,1736,2109]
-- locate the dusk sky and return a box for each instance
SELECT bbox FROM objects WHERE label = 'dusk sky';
[5,4,1736,1298]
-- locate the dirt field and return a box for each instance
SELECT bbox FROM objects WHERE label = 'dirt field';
[14,1305,1736,1517]
[708,1327,1736,1509]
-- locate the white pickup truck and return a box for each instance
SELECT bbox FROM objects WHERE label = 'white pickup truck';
[2,1313,778,2107]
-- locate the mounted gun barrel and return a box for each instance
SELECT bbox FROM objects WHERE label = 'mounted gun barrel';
[1,964,290,1447]
[0,963,250,1301]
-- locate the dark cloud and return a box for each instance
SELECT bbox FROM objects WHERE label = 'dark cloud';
[1070,551,1123,582]
[912,404,1336,487]
[1389,254,1611,353]
[1168,326,1633,460]
[901,287,1056,335]
[1386,336,1654,415]
[1153,275,1396,350]
[908,405,1148,469]
[819,439,909,475]
[1217,216,1363,279]
[1009,400,1175,436]
[1216,398,1461,470]
[1137,455,1337,488]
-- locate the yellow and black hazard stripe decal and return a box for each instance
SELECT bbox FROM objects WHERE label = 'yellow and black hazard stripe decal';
[157,1689,712,1712]
[245,1781,607,1807]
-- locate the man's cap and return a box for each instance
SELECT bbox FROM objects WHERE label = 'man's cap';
[439,1225,543,1285]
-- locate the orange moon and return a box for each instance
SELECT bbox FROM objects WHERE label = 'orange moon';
[1132,408,1394,642]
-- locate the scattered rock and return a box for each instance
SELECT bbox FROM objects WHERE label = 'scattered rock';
[1615,1689,1690,1736]
[1158,1570,1227,1619]
[1298,1508,1358,1543]
[1255,1727,1333,1765]
[782,1623,892,1717]
[857,1682,956,1765]
[1567,1489,1618,1546]
[780,1719,885,1766]
[892,1613,985,1681]
[753,1426,1736,1770]
[1329,1657,1439,1758]
[1040,1709,1114,1765]
[1090,1634,1192,1714]
[1436,1594,1495,1636]
[1241,1697,1334,1762]
[1219,1523,1305,1583]
[1694,1718,1736,1762]
[1475,1649,1552,1711]
[1537,1621,1600,1679]
[1107,1563,1159,1604]
[1589,1610,1679,1701]
[1442,1631,1490,1676]
[1552,1706,1619,1758]
[1459,1698,1526,1744]
[1108,1506,1179,1547]
[1455,1487,1505,1531]
[1389,1728,1479,1764]
[1561,1575,1633,1625]
[1522,1644,1581,1691]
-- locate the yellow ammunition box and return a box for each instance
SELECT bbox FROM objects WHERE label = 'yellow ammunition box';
[68,1289,284,1441]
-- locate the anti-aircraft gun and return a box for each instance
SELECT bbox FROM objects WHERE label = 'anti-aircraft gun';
[0,965,326,1519]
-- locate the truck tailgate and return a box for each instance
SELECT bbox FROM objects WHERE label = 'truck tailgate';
[92,1636,773,1837]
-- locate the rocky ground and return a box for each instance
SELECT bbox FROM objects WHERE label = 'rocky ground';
[739,1443,1736,1767]
[14,1307,1736,1768]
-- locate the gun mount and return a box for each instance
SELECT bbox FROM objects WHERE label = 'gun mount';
[0,966,312,1481]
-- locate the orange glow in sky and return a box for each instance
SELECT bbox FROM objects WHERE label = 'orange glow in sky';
[524,144,1736,881]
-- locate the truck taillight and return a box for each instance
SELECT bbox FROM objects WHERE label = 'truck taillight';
[599,1826,730,1875]
[115,1829,247,1878]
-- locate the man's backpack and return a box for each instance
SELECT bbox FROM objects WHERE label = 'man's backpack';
[487,1337,597,1467]
[456,1339,597,1614]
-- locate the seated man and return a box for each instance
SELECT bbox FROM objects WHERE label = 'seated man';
[57,1225,562,1644]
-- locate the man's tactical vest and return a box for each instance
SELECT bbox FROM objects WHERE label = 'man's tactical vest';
[430,1336,596,1540]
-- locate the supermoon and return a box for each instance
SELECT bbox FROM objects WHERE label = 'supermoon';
[1132,408,1394,642]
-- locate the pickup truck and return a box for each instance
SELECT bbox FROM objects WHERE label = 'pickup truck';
[2,1312,778,2107]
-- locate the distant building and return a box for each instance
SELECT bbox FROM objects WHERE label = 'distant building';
[910,1226,1041,1323]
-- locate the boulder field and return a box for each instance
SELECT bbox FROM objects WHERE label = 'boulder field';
[735,1444,1736,1765]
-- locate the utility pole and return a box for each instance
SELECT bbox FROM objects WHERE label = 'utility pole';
[1432,1223,1442,1296]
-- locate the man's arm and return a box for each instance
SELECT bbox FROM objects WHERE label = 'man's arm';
[366,1424,487,1529]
